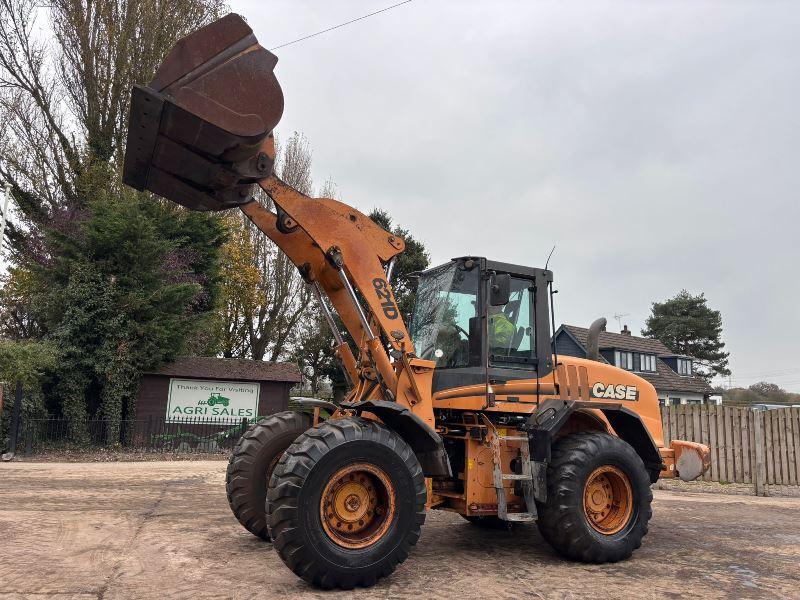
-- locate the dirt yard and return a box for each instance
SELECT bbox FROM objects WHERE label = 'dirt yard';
[1,461,798,599]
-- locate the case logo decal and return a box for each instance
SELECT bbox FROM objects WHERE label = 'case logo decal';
[591,382,639,401]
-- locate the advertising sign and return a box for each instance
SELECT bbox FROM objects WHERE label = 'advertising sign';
[166,378,260,423]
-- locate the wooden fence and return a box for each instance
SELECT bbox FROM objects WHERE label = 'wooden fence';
[660,405,800,494]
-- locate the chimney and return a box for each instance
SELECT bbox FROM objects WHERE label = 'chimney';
[621,324,631,336]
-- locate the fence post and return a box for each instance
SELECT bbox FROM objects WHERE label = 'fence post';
[753,407,766,497]
[240,417,248,438]
[7,381,23,455]
[24,421,33,456]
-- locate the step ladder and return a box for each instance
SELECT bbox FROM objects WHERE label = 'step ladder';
[482,418,539,523]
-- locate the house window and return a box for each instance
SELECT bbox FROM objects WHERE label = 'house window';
[639,354,656,372]
[677,358,692,376]
[615,350,633,370]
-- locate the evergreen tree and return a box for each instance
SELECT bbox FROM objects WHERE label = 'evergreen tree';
[0,0,226,440]
[642,290,730,380]
[40,189,224,440]
[368,208,431,318]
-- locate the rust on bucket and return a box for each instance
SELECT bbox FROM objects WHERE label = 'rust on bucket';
[123,13,284,211]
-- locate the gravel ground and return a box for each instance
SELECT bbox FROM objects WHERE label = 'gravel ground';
[11,449,230,463]
[1,461,799,599]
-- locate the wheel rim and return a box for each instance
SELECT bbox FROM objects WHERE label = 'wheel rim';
[583,465,634,535]
[320,462,395,549]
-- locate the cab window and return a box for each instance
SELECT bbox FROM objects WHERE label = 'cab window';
[489,277,534,367]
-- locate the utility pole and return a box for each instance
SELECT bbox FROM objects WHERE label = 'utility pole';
[0,181,10,262]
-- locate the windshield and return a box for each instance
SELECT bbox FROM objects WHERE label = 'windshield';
[410,262,478,368]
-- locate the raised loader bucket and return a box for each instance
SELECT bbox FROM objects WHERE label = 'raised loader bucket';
[123,13,283,210]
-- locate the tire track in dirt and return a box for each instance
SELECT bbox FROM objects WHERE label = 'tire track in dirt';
[95,480,171,599]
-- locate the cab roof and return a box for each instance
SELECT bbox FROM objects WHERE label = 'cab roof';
[416,256,553,283]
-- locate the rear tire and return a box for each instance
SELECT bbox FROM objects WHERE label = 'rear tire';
[267,417,426,589]
[536,432,652,563]
[226,411,312,541]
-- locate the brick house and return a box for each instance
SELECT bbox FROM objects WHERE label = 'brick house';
[553,324,715,405]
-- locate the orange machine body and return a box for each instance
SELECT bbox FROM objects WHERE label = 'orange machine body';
[239,179,705,516]
[121,12,710,523]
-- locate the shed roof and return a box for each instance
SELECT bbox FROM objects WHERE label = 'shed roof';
[145,357,302,383]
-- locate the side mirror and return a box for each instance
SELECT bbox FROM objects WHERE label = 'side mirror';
[489,273,511,306]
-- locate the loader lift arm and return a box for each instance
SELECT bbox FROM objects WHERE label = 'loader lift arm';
[121,12,442,469]
[242,178,451,475]
[241,175,438,430]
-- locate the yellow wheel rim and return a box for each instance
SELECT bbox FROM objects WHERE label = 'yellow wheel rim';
[583,465,634,535]
[320,463,395,549]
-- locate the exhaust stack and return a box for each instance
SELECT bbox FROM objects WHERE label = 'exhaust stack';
[586,317,607,362]
[123,13,284,211]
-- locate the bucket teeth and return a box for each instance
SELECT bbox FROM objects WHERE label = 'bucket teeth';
[122,13,283,211]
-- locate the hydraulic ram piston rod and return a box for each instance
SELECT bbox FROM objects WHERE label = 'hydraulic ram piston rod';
[312,282,344,345]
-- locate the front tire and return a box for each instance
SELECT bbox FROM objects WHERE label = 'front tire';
[536,432,652,563]
[226,411,312,540]
[267,417,426,589]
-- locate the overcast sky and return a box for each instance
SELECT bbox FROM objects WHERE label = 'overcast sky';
[235,0,799,390]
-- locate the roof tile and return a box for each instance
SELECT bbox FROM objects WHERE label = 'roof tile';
[145,357,302,383]
[564,325,670,354]
[560,325,713,396]
[641,359,715,395]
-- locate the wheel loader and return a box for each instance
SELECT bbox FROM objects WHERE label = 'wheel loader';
[122,13,712,590]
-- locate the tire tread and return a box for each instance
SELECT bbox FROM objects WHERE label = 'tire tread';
[225,411,311,540]
[536,432,653,563]
[267,417,426,589]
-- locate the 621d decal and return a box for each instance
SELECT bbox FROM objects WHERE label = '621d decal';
[372,278,399,319]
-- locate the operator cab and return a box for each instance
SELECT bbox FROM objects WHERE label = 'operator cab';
[409,257,554,393]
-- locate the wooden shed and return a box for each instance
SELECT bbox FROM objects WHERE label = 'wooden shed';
[135,357,301,424]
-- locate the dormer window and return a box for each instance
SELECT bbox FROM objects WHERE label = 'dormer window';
[677,358,692,376]
[615,350,634,370]
[639,354,656,372]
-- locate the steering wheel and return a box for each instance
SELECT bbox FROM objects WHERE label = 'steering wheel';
[420,344,438,360]
[419,324,469,360]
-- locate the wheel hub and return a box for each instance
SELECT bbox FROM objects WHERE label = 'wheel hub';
[583,465,634,535]
[320,463,395,549]
[344,493,362,512]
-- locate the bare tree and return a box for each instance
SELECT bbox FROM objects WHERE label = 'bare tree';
[292,306,335,396]
[217,132,319,362]
[0,0,224,260]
